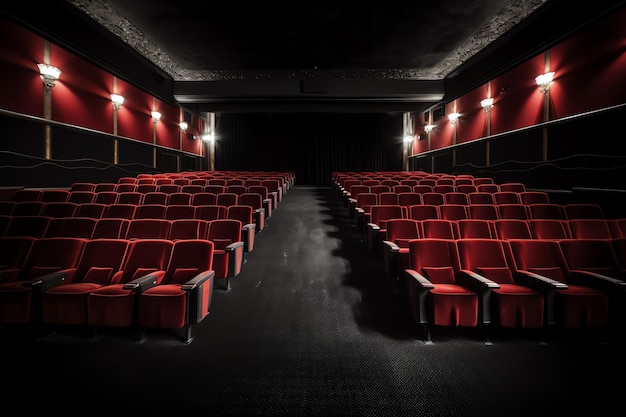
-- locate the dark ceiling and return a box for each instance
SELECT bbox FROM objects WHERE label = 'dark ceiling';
[2,0,624,113]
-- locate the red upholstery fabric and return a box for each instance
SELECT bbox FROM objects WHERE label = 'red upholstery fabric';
[41,239,130,325]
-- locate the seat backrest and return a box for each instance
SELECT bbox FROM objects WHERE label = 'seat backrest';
[161,239,214,285]
[456,238,515,284]
[519,191,550,205]
[114,183,137,193]
[72,238,130,284]
[104,204,137,220]
[41,202,79,218]
[117,191,143,205]
[94,191,119,205]
[468,204,499,220]
[180,185,204,194]
[528,219,571,240]
[169,219,210,240]
[378,192,399,205]
[369,205,404,227]
[558,238,622,278]
[498,183,526,193]
[527,203,565,220]
[167,192,193,206]
[17,237,87,281]
[216,192,238,207]
[438,204,468,221]
[91,218,130,239]
[195,205,227,221]
[397,192,422,207]
[0,236,36,270]
[204,185,226,194]
[157,184,181,194]
[207,219,243,250]
[494,219,532,240]
[407,238,461,283]
[134,204,167,220]
[70,183,96,192]
[567,219,613,239]
[226,205,253,225]
[564,203,605,219]
[44,216,97,238]
[12,201,45,216]
[494,191,521,205]
[126,219,171,239]
[142,192,168,205]
[457,219,495,239]
[408,204,439,221]
[192,192,218,206]
[4,216,50,238]
[444,192,469,205]
[13,189,43,202]
[239,193,263,210]
[75,203,108,219]
[468,192,495,205]
[455,184,477,194]
[422,192,445,206]
[68,191,95,204]
[114,239,174,284]
[41,189,70,202]
[93,183,117,193]
[496,204,529,220]
[412,184,433,194]
[384,218,421,247]
[420,219,458,239]
[165,205,196,220]
[507,239,568,282]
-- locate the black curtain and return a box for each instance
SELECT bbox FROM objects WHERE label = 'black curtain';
[214,113,404,185]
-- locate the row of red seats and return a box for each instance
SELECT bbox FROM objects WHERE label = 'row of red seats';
[379,218,626,279]
[0,237,219,343]
[1,216,245,289]
[6,186,277,207]
[402,237,626,342]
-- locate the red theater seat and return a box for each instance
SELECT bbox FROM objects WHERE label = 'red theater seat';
[136,239,215,343]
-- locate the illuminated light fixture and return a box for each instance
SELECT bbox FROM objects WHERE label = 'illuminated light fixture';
[535,71,555,93]
[37,63,61,88]
[179,122,188,132]
[151,111,161,122]
[448,112,460,124]
[201,133,213,142]
[424,124,436,133]
[403,134,414,143]
[110,93,125,110]
[480,97,494,112]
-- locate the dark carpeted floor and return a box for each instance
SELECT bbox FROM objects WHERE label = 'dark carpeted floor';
[2,186,625,416]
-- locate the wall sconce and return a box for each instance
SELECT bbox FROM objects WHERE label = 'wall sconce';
[424,124,436,133]
[151,111,162,123]
[403,134,414,143]
[201,133,213,142]
[110,94,125,110]
[480,98,494,112]
[535,71,555,93]
[179,122,188,132]
[448,112,460,124]
[37,63,61,88]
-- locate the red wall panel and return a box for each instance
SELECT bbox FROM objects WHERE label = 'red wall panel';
[51,45,113,133]
[0,20,44,117]
[116,79,154,143]
[155,100,180,150]
[455,86,488,144]
[490,55,545,134]
[550,7,626,117]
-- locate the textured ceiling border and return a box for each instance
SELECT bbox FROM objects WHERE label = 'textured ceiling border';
[69,0,546,81]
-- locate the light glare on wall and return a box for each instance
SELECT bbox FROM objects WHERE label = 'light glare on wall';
[37,63,61,88]
[480,97,494,112]
[535,71,555,93]
[111,94,125,110]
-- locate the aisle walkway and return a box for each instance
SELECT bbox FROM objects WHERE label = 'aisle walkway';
[1,186,624,416]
